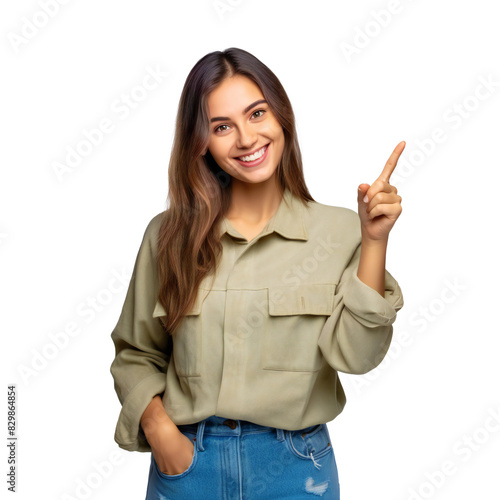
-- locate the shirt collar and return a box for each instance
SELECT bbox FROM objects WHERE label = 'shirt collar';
[218,187,309,241]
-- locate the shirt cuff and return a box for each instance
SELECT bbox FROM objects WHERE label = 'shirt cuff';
[342,268,404,328]
[113,372,166,452]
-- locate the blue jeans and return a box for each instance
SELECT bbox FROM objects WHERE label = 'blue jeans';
[145,415,340,499]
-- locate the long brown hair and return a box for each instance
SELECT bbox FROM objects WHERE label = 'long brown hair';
[157,47,314,335]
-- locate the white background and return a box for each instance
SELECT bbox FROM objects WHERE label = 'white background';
[2,0,499,499]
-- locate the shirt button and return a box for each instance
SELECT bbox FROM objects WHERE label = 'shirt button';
[223,419,237,429]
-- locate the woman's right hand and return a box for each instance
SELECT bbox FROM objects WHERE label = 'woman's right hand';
[148,423,195,475]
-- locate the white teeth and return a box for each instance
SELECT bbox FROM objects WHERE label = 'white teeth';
[238,145,267,162]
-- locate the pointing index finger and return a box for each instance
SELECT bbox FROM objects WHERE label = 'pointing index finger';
[378,141,406,183]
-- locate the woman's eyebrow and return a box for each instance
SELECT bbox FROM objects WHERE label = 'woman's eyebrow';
[210,99,267,123]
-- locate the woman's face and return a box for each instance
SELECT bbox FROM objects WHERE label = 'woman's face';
[206,74,285,185]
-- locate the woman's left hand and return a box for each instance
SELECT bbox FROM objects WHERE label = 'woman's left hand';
[357,141,405,242]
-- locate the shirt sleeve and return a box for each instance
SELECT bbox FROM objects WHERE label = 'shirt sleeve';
[109,214,172,452]
[317,239,404,375]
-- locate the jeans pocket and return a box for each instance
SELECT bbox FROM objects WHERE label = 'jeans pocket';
[285,423,332,461]
[153,432,199,480]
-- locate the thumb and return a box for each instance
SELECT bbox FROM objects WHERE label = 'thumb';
[358,183,370,204]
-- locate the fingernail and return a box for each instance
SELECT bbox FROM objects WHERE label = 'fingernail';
[363,195,369,203]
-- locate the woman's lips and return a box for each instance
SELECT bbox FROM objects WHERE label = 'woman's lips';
[234,143,270,168]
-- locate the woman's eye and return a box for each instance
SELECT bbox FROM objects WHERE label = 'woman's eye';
[214,109,266,134]
[215,124,229,133]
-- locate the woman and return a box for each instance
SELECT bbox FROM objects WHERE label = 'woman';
[110,47,404,500]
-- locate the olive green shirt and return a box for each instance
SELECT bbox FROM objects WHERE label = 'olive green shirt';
[110,187,404,452]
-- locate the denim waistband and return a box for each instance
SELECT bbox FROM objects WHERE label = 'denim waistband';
[177,415,279,436]
[176,415,303,451]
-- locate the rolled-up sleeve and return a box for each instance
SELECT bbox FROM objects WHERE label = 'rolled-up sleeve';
[109,214,172,452]
[317,240,404,375]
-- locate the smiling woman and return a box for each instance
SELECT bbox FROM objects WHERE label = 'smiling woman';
[206,80,284,177]
[109,47,404,500]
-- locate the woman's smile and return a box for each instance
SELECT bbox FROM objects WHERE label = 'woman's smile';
[234,142,270,167]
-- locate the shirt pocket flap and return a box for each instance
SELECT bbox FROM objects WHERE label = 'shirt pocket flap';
[152,287,211,318]
[268,283,336,316]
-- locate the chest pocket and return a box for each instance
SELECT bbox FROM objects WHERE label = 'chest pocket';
[262,283,336,372]
[153,287,210,377]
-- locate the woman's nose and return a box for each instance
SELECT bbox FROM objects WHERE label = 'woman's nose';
[236,125,258,149]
